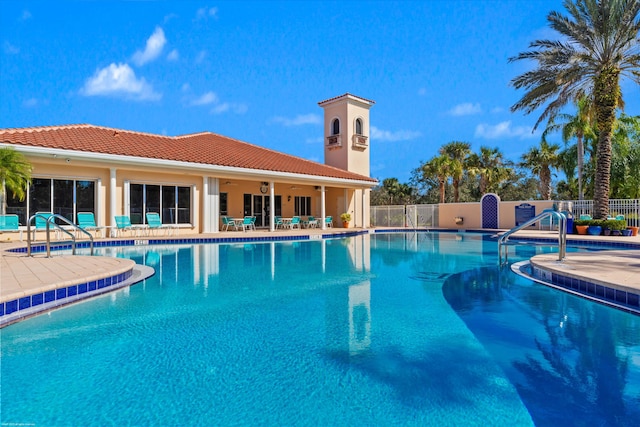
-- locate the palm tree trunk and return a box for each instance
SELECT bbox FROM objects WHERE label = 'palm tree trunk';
[439,180,445,204]
[593,68,619,219]
[577,135,584,200]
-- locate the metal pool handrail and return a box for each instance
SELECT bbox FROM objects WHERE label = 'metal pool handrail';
[498,208,567,265]
[26,213,94,257]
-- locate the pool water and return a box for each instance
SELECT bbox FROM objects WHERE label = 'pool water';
[1,233,638,426]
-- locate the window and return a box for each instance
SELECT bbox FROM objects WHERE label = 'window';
[355,118,363,135]
[331,118,340,135]
[220,193,228,216]
[129,183,191,225]
[294,196,311,216]
[4,178,97,226]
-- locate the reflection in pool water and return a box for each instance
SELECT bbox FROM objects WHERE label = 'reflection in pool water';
[1,233,638,426]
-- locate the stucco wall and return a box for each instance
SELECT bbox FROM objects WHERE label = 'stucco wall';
[438,200,556,229]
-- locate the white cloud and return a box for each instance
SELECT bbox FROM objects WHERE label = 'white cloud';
[195,50,207,63]
[132,27,166,66]
[448,102,482,116]
[271,114,321,126]
[211,102,248,115]
[370,126,421,142]
[474,121,537,139]
[196,7,218,20]
[490,106,504,114]
[191,91,218,106]
[80,63,161,101]
[3,41,19,54]
[305,137,323,144]
[167,49,179,61]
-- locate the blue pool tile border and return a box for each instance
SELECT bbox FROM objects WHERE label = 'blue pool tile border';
[7,231,373,254]
[513,261,640,315]
[0,269,137,326]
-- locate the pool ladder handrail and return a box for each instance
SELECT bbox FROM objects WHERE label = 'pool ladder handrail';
[498,208,566,266]
[26,213,94,257]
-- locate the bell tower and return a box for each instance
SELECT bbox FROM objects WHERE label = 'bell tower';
[318,93,375,176]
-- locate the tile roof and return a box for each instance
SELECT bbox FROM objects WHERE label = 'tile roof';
[0,124,377,183]
[318,93,376,106]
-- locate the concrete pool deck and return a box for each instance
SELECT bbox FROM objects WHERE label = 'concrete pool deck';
[1,227,639,312]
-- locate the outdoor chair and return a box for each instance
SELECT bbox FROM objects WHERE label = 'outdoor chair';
[274,216,284,229]
[579,214,592,220]
[76,212,107,238]
[240,216,256,232]
[114,215,148,237]
[289,216,301,229]
[222,216,238,231]
[324,216,333,228]
[0,214,23,240]
[303,216,318,229]
[146,212,175,236]
[32,212,54,240]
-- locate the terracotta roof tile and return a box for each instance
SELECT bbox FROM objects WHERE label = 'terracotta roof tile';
[0,124,377,183]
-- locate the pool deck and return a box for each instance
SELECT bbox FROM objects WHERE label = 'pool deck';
[1,227,639,307]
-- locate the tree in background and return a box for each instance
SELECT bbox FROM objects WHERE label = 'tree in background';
[543,96,597,200]
[510,0,640,218]
[610,114,640,198]
[0,147,32,215]
[421,154,452,203]
[439,141,471,203]
[520,140,561,200]
[467,146,512,196]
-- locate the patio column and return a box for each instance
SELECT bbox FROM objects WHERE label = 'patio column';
[321,185,326,230]
[269,181,275,232]
[109,168,117,237]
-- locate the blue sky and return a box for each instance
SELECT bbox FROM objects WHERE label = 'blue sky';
[2,1,638,183]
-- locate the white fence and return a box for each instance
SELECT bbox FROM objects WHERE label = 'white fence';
[370,205,438,227]
[569,199,639,226]
[371,199,639,228]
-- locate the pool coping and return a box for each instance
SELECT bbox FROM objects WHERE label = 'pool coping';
[512,260,640,315]
[0,264,155,327]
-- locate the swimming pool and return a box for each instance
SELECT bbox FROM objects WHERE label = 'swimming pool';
[1,233,638,426]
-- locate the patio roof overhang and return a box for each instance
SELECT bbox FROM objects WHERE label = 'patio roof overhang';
[4,143,378,189]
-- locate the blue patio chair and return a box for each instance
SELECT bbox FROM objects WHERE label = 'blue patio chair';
[324,216,333,228]
[221,216,238,231]
[77,212,106,238]
[0,214,23,240]
[32,212,54,240]
[240,216,255,232]
[302,216,317,228]
[114,215,148,237]
[274,216,284,229]
[146,212,173,236]
[289,216,301,229]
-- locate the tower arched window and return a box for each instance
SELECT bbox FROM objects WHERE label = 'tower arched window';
[331,118,340,135]
[355,118,363,135]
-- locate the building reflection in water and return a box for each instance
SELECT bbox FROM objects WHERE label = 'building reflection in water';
[104,235,373,354]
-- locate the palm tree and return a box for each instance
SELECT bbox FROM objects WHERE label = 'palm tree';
[467,146,512,196]
[439,141,471,203]
[543,96,597,200]
[422,154,451,203]
[520,140,561,200]
[0,147,32,215]
[382,178,402,204]
[510,0,640,218]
